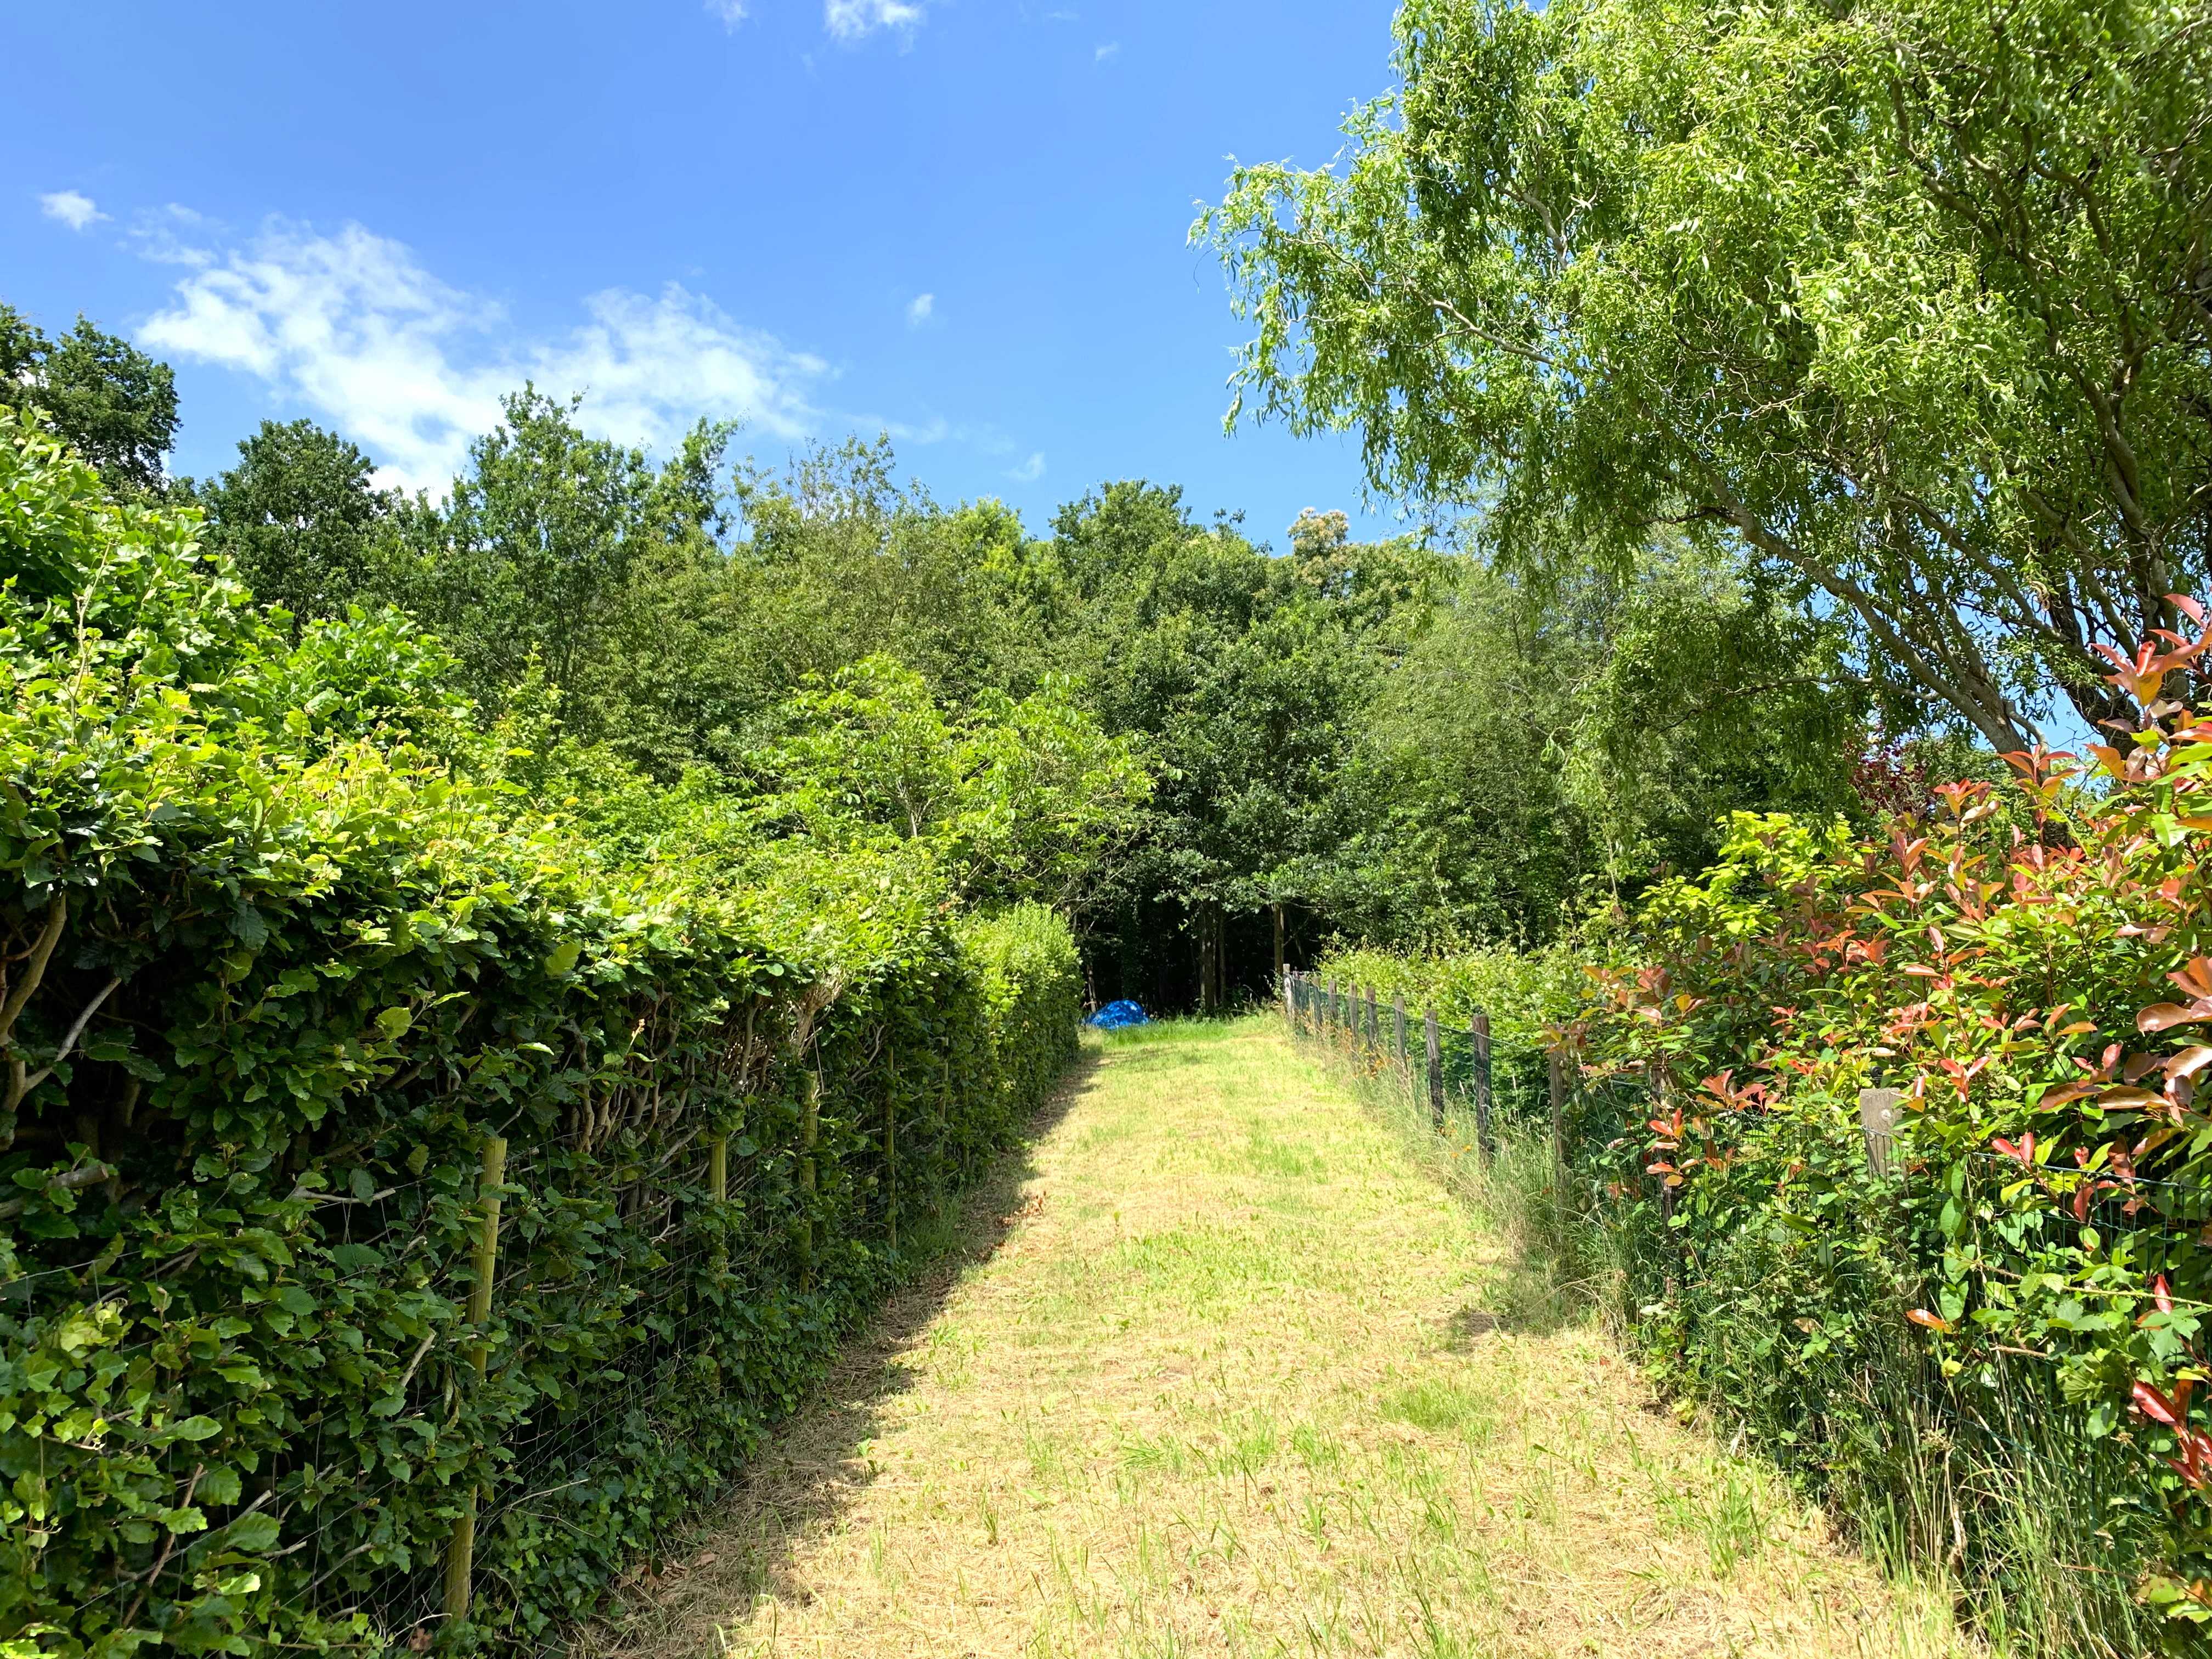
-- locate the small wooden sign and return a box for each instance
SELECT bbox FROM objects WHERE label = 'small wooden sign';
[1858,1088,1903,1178]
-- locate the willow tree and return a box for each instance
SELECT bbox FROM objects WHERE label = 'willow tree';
[1200,0,2212,749]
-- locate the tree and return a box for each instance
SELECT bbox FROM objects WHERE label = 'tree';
[382,388,730,714]
[1200,0,2212,749]
[190,419,393,622]
[746,656,1152,912]
[0,303,177,493]
[1048,484,1439,1007]
[1342,538,1875,945]
[575,438,1065,778]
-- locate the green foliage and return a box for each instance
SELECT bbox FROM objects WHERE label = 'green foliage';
[0,303,178,495]
[0,271,1887,1013]
[1561,638,2212,1638]
[1341,539,1873,944]
[1050,482,1443,1002]
[186,420,396,625]
[0,411,1081,1656]
[958,903,1086,1118]
[746,657,1153,912]
[1200,0,2212,750]
[374,388,731,716]
[565,439,1063,778]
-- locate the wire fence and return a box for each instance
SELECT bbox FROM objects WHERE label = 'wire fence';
[4,1011,1037,1654]
[1283,967,2212,1357]
[1280,969,1563,1166]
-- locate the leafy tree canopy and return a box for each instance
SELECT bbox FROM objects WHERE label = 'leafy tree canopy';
[1344,535,1877,945]
[186,418,396,625]
[743,656,1154,913]
[1200,0,2212,749]
[0,302,177,494]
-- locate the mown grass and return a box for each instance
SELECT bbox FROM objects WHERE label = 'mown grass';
[599,1017,1972,1658]
[1317,1015,2162,1658]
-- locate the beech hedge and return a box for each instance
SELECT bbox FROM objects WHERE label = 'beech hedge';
[0,411,1082,1656]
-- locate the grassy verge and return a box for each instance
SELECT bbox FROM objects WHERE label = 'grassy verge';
[1310,1019,2162,1658]
[601,1017,1971,1657]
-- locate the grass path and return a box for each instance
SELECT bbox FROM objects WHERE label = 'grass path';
[606,1019,1968,1658]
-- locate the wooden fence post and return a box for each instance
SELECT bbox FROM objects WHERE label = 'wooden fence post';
[799,1071,820,1290]
[1365,988,1379,1051]
[1393,994,1407,1065]
[1547,1049,1568,1184]
[1471,1010,1494,1166]
[709,1130,730,1272]
[1424,1009,1444,1131]
[443,1133,507,1626]
[1858,1088,1903,1180]
[1282,972,1294,1028]
[885,1071,898,1253]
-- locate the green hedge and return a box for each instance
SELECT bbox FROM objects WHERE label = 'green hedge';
[0,413,1082,1656]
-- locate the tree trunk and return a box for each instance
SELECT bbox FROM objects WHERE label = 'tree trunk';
[1272,904,1285,988]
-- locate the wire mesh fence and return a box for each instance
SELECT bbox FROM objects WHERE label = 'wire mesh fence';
[1280,967,2211,1341]
[2,1000,1054,1655]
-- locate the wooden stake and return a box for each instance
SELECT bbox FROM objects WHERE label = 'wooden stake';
[1547,1050,1569,1182]
[709,1130,729,1273]
[799,1071,820,1290]
[1424,1009,1444,1131]
[1471,1011,1493,1166]
[1392,994,1407,1064]
[443,1133,507,1627]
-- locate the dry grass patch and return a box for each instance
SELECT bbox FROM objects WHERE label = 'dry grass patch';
[592,1018,1971,1659]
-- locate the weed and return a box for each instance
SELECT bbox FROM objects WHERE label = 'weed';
[1383,1376,1495,1444]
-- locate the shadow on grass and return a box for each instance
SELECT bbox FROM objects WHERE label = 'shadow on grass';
[579,1047,1103,1657]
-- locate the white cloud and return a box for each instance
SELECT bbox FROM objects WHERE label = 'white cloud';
[704,0,747,27]
[826,0,925,41]
[879,413,950,444]
[1009,452,1045,482]
[906,292,934,326]
[1094,41,1119,61]
[38,190,106,232]
[140,218,824,493]
[128,205,222,268]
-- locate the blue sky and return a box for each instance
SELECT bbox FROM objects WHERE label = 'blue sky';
[2,0,1409,549]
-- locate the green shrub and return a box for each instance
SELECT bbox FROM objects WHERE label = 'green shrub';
[0,411,1081,1656]
[1310,941,1581,1118]
[1565,757,2212,1647]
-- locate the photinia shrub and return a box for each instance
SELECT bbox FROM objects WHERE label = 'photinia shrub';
[1573,606,2212,1626]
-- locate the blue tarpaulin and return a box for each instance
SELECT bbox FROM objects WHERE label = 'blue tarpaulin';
[1087,999,1149,1029]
